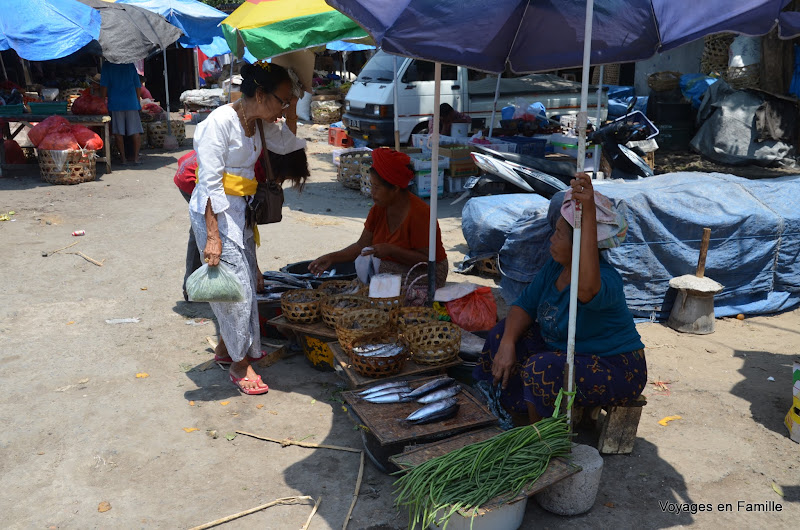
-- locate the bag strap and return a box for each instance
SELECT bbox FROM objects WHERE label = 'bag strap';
[257,119,276,183]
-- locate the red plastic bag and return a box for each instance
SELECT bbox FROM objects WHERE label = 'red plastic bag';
[445,287,498,332]
[70,125,103,150]
[71,89,108,115]
[38,125,80,150]
[142,102,164,115]
[4,140,25,164]
[28,115,70,147]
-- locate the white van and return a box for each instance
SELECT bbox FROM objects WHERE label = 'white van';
[343,50,608,145]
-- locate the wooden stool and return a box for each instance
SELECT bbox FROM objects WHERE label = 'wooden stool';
[577,395,647,455]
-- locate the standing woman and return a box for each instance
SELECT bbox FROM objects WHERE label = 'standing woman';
[190,62,309,395]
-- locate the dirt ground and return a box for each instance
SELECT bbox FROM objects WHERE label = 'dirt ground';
[1,122,799,530]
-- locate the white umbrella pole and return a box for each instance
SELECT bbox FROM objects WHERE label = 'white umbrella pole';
[566,0,595,425]
[488,73,501,139]
[427,62,442,302]
[163,48,172,135]
[393,55,400,150]
[592,65,604,179]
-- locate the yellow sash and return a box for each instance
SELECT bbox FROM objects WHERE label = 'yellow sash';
[221,172,261,247]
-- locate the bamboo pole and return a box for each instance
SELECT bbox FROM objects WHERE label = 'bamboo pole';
[189,496,314,530]
[236,431,362,453]
[342,451,365,530]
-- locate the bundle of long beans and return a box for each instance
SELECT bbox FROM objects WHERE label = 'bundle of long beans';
[394,409,572,529]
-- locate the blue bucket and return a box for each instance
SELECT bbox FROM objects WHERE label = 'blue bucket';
[501,106,515,121]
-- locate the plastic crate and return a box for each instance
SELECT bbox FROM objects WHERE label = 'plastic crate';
[0,104,24,116]
[613,110,659,140]
[469,139,515,153]
[499,136,547,158]
[328,126,353,147]
[445,175,470,193]
[410,170,444,198]
[409,153,449,171]
[29,102,69,115]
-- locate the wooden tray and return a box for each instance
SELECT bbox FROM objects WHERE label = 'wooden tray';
[331,342,461,390]
[343,377,497,446]
[268,314,337,340]
[391,428,581,504]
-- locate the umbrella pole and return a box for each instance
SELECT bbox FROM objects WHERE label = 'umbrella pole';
[565,0,595,426]
[163,48,172,136]
[592,65,604,179]
[427,62,442,303]
[393,55,400,151]
[488,74,501,139]
[0,53,7,81]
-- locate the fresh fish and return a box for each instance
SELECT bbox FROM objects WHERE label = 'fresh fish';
[357,380,410,396]
[404,377,455,399]
[361,386,412,399]
[416,384,461,404]
[405,397,460,424]
[357,344,405,358]
[363,392,414,404]
[352,343,388,354]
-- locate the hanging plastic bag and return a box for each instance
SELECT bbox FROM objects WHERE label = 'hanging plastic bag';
[186,263,245,303]
[445,286,497,332]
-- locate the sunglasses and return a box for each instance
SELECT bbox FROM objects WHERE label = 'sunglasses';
[272,93,291,110]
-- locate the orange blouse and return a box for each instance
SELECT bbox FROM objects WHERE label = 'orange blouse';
[364,194,447,263]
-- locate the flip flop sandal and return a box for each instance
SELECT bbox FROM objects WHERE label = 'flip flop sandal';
[229,373,269,395]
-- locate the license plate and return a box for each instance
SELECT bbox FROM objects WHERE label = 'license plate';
[348,119,361,130]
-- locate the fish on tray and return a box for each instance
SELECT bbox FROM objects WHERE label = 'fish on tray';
[405,397,460,424]
[416,384,461,404]
[403,376,455,400]
[361,386,412,399]
[357,380,410,397]
[352,343,405,358]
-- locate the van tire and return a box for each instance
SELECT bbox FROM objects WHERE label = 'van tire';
[407,122,429,145]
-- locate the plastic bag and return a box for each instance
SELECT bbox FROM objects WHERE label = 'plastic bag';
[71,89,108,115]
[70,125,103,150]
[186,263,245,302]
[445,286,497,332]
[3,140,25,164]
[38,125,80,150]
[28,115,70,147]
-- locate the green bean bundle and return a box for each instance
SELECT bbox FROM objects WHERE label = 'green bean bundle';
[394,414,572,529]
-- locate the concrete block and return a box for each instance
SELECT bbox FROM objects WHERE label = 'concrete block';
[535,444,603,516]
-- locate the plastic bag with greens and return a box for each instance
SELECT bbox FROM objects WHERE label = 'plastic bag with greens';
[186,263,245,302]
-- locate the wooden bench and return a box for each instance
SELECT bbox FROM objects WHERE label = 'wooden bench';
[576,395,647,455]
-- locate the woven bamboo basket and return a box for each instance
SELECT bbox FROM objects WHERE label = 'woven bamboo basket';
[280,289,325,324]
[147,120,186,148]
[321,294,371,329]
[359,165,374,197]
[647,71,682,92]
[701,34,734,75]
[405,321,462,366]
[316,279,367,297]
[591,64,620,85]
[336,308,392,352]
[38,149,96,185]
[349,333,409,378]
[396,307,439,334]
[337,150,372,190]
[727,64,760,90]
[368,295,405,320]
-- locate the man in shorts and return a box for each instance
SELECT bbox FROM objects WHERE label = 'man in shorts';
[99,62,144,165]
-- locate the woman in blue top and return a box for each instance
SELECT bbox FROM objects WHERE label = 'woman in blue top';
[473,173,646,424]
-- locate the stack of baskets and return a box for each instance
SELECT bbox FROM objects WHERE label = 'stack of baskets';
[701,34,735,75]
[147,120,186,148]
[38,149,96,185]
[320,294,371,328]
[647,71,682,93]
[280,289,326,324]
[59,88,85,113]
[337,150,372,192]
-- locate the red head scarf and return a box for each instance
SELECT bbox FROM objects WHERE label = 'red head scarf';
[371,147,413,189]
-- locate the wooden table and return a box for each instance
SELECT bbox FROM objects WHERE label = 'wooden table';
[330,341,461,390]
[1,114,112,174]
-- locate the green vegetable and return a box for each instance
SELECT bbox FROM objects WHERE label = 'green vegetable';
[394,391,574,529]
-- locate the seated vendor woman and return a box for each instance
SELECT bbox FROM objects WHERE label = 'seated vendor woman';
[474,173,646,424]
[309,148,448,287]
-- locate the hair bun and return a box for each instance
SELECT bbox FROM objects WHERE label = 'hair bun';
[240,62,253,79]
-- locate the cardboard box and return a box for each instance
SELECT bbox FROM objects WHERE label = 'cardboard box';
[411,170,444,198]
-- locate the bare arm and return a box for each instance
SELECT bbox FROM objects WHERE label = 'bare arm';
[493,306,534,388]
[309,228,373,275]
[571,173,601,303]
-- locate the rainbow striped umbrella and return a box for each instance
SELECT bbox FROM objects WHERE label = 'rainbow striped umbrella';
[222,0,367,59]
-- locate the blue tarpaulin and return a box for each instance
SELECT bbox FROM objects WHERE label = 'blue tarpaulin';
[462,173,800,318]
[116,0,226,47]
[0,0,101,61]
[327,0,800,74]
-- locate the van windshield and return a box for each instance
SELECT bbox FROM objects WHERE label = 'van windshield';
[357,50,397,83]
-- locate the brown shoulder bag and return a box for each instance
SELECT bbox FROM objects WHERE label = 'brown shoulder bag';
[246,119,284,227]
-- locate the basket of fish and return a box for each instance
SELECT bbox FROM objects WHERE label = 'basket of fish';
[321,294,371,329]
[405,322,462,366]
[336,308,393,352]
[280,289,326,324]
[316,279,367,297]
[349,333,409,378]
[357,376,462,424]
[368,295,405,320]
[396,307,439,334]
